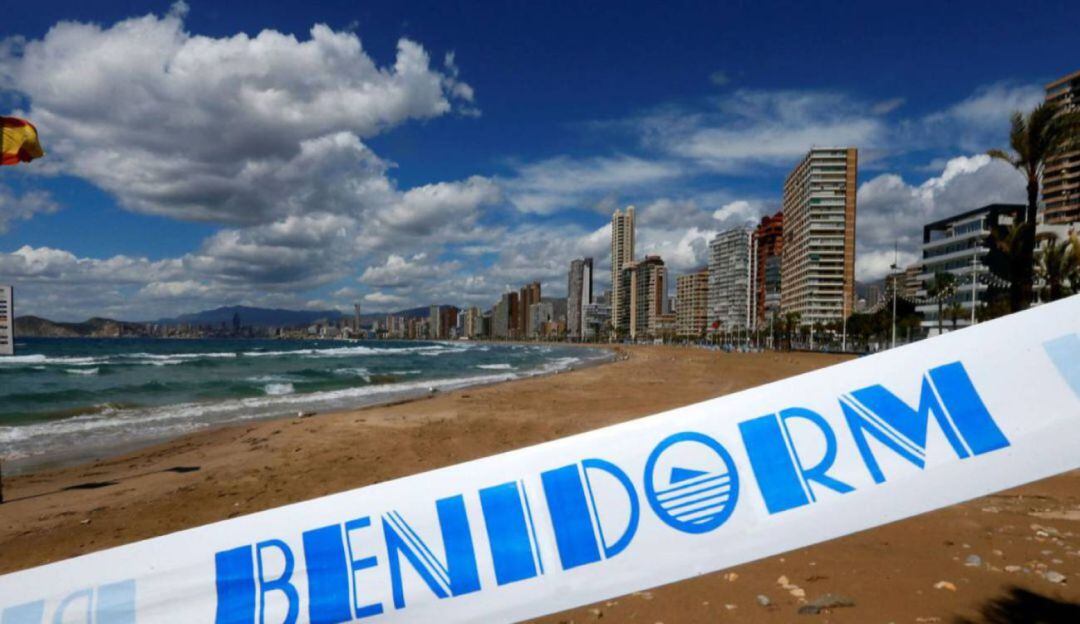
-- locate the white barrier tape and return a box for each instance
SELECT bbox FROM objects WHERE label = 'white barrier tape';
[2,296,1079,623]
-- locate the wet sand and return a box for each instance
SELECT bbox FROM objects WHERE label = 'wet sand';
[0,345,1076,622]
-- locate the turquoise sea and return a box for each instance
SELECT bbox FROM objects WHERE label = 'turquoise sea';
[0,338,608,470]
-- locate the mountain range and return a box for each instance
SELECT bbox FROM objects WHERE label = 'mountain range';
[13,304,458,337]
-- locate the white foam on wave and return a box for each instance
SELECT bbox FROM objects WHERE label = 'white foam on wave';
[0,371,517,460]
[125,352,239,366]
[334,367,372,381]
[0,343,607,466]
[263,383,295,396]
[2,342,474,371]
[64,367,100,376]
[0,354,105,366]
[242,343,467,359]
[476,363,514,370]
[123,352,238,361]
[0,351,238,367]
[247,374,299,384]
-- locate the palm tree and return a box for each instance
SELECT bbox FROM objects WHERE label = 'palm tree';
[926,271,956,336]
[787,311,802,350]
[988,221,1028,294]
[988,102,1080,311]
[945,300,966,331]
[1069,232,1080,295]
[1036,232,1079,302]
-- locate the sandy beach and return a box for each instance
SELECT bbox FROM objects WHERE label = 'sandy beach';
[1,345,1077,622]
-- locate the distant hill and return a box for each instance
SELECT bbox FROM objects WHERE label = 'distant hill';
[14,315,148,338]
[158,305,346,328]
[13,304,463,338]
[388,305,458,319]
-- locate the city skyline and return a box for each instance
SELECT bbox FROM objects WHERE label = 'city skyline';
[1,2,1078,321]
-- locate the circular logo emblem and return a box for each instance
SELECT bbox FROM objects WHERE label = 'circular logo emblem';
[643,431,740,533]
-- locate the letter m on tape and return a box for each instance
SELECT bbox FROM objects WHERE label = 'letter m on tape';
[840,361,1009,484]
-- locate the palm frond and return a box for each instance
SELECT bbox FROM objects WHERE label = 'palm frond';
[986,148,1018,168]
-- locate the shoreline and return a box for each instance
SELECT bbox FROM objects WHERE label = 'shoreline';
[2,342,616,476]
[1,345,1076,623]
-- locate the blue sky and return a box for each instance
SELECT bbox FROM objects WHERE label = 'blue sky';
[0,0,1076,320]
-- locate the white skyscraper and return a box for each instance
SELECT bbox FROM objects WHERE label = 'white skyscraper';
[708,228,753,333]
[567,257,593,339]
[0,285,12,356]
[781,147,858,326]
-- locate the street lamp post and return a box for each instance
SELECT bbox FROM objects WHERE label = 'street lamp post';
[970,244,979,326]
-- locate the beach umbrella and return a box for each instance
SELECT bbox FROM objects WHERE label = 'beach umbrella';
[1,116,45,165]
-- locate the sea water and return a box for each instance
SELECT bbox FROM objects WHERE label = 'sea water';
[0,338,608,470]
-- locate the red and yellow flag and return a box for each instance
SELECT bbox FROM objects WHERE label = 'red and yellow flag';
[1,116,45,166]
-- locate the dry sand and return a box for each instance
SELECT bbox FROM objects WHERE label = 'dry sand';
[1,345,1077,622]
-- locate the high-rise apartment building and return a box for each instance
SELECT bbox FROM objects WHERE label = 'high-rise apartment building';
[617,255,666,340]
[610,206,635,335]
[751,212,783,328]
[780,147,858,326]
[917,204,1022,334]
[1044,69,1080,225]
[528,301,554,338]
[675,269,709,339]
[519,281,541,336]
[462,306,483,339]
[566,257,594,339]
[440,307,458,339]
[903,264,922,299]
[708,228,753,332]
[0,285,12,356]
[428,304,442,339]
[493,292,515,339]
[581,303,610,341]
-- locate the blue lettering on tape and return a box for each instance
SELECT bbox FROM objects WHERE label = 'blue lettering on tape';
[541,465,602,570]
[383,495,480,609]
[1044,334,1080,399]
[302,524,353,624]
[256,540,299,624]
[215,546,256,624]
[581,458,639,558]
[841,361,1008,484]
[643,432,740,534]
[480,481,541,586]
[739,408,853,514]
[2,581,135,624]
[197,359,1017,620]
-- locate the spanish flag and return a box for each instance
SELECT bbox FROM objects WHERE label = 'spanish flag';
[1,116,45,166]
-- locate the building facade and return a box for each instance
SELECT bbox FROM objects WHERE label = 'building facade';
[619,255,667,340]
[751,212,783,328]
[519,282,541,336]
[528,301,554,339]
[462,306,483,339]
[917,204,1023,334]
[428,305,442,340]
[708,228,753,333]
[675,268,709,339]
[493,292,515,339]
[609,206,636,335]
[902,264,922,299]
[780,147,858,326]
[440,307,458,340]
[0,285,12,356]
[567,257,593,339]
[1045,69,1080,224]
[1044,69,1080,225]
[581,303,610,341]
